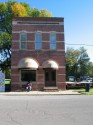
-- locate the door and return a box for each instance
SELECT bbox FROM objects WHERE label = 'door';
[45,69,56,86]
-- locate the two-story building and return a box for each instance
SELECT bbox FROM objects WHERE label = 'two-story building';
[11,17,66,91]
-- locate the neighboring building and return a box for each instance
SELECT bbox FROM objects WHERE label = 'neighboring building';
[11,17,66,91]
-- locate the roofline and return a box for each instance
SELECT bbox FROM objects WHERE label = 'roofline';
[12,17,64,22]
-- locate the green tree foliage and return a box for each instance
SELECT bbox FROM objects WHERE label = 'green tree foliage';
[0,0,52,78]
[65,47,90,80]
[0,32,11,74]
[39,9,52,17]
[65,47,80,78]
[30,8,52,17]
[78,47,90,77]
[0,1,13,33]
[20,2,31,16]
[30,8,40,17]
[11,2,28,17]
[86,62,93,77]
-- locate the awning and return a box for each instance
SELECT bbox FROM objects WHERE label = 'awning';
[18,58,39,69]
[42,60,59,69]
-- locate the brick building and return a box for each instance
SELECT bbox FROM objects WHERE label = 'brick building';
[11,17,66,91]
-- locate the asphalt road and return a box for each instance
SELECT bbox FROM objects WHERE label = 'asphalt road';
[0,95,93,125]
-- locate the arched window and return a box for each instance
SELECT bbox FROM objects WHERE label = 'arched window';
[21,70,36,82]
[18,57,39,82]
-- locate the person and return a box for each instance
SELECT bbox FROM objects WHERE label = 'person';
[26,81,32,92]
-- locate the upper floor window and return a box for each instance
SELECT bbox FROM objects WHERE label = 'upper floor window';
[20,32,27,49]
[50,32,56,50]
[35,32,42,49]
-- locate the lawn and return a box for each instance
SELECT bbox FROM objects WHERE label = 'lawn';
[74,88,93,95]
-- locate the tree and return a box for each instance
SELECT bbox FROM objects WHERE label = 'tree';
[11,2,28,17]
[0,32,11,61]
[39,9,52,17]
[20,2,31,16]
[30,8,52,17]
[78,47,90,77]
[86,62,93,77]
[0,0,52,78]
[65,47,80,79]
[65,47,90,80]
[30,8,40,17]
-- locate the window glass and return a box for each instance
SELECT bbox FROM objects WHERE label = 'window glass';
[21,70,36,82]
[50,33,56,49]
[45,71,49,81]
[35,33,42,49]
[21,42,26,49]
[21,33,27,41]
[50,44,56,50]
[51,70,56,81]
[20,33,27,49]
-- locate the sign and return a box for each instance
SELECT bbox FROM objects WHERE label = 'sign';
[0,71,5,92]
[69,76,75,82]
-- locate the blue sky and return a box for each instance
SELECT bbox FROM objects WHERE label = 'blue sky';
[1,0,93,61]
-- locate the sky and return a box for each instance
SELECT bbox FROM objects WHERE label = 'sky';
[1,0,93,62]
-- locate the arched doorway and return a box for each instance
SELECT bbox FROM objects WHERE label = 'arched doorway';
[45,68,56,86]
[42,60,58,87]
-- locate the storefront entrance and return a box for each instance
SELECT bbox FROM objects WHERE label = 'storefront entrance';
[45,69,56,87]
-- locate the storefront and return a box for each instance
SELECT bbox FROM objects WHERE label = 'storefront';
[11,17,66,91]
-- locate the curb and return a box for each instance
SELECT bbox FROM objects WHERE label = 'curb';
[0,91,81,96]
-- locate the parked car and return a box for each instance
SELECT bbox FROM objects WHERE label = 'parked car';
[86,78,93,82]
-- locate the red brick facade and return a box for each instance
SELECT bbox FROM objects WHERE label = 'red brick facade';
[11,17,66,91]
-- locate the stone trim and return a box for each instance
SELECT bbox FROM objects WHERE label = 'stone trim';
[11,66,65,69]
[11,49,19,51]
[36,82,44,85]
[37,74,44,76]
[12,21,17,25]
[57,74,66,75]
[11,74,19,76]
[59,66,66,68]
[39,66,65,68]
[12,31,64,34]
[12,21,64,25]
[12,49,65,52]
[11,66,18,68]
[57,82,66,83]
[11,82,20,84]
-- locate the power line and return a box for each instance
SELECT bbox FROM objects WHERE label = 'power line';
[65,43,93,46]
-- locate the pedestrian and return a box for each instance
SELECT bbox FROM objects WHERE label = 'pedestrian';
[26,81,32,92]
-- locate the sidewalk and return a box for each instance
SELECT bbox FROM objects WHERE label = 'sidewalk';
[0,90,80,96]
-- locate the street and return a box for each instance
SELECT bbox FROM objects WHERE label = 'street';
[0,95,93,125]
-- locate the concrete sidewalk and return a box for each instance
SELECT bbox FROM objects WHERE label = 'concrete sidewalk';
[0,90,80,96]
